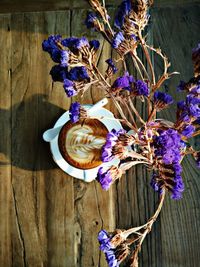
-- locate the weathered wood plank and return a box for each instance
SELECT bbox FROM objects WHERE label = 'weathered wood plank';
[1,0,199,14]
[10,11,74,267]
[0,13,12,267]
[152,4,200,267]
[71,8,116,267]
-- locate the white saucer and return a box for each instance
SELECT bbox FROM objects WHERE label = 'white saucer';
[49,105,122,182]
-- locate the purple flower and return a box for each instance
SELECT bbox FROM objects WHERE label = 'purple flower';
[101,129,125,162]
[98,230,119,267]
[42,35,61,52]
[50,65,68,82]
[63,79,77,97]
[133,80,150,97]
[69,66,89,81]
[96,167,113,190]
[69,102,81,123]
[181,125,195,137]
[42,35,65,63]
[114,0,131,29]
[112,73,134,91]
[112,32,125,48]
[98,230,114,252]
[89,39,100,50]
[62,36,89,51]
[171,174,185,200]
[177,80,186,91]
[85,12,98,29]
[60,50,69,67]
[153,91,173,110]
[153,129,182,165]
[152,129,185,200]
[105,250,119,267]
[106,58,118,74]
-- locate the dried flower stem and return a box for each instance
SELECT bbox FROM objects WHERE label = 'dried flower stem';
[130,51,150,81]
[129,189,166,266]
[138,31,156,85]
[128,97,146,125]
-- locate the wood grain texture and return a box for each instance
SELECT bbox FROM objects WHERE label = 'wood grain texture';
[152,4,200,267]
[0,2,200,267]
[0,13,12,267]
[0,0,200,13]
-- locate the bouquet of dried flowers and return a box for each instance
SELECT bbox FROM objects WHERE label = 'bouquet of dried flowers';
[42,0,200,266]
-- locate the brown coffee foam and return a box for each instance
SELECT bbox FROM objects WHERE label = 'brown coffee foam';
[58,119,108,170]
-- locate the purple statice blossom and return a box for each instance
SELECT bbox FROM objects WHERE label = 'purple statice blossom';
[98,230,114,252]
[42,35,62,52]
[114,0,131,29]
[101,129,125,162]
[153,129,183,165]
[63,79,77,97]
[112,72,134,91]
[133,80,150,97]
[98,230,119,267]
[97,167,113,190]
[112,32,125,48]
[60,50,69,67]
[105,250,119,267]
[89,39,100,50]
[69,66,90,81]
[69,102,81,123]
[177,80,186,91]
[50,65,68,82]
[42,35,63,63]
[181,124,195,138]
[62,36,90,52]
[153,91,173,110]
[152,129,185,199]
[85,12,98,29]
[106,58,118,74]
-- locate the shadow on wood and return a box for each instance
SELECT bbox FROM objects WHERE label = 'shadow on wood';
[0,94,65,171]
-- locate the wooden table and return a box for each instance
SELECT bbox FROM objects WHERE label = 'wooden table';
[0,1,200,266]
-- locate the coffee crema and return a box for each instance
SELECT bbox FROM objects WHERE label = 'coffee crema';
[58,119,108,170]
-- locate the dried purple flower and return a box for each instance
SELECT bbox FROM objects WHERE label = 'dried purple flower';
[153,91,173,110]
[60,50,69,67]
[96,166,123,190]
[62,36,90,52]
[42,35,62,52]
[50,65,68,82]
[114,0,132,29]
[106,58,118,74]
[133,80,149,97]
[112,32,125,49]
[98,230,114,252]
[85,12,99,29]
[69,66,90,81]
[112,73,134,91]
[181,124,195,138]
[153,129,182,165]
[101,129,125,162]
[63,79,77,97]
[105,250,119,267]
[89,39,100,50]
[69,102,81,123]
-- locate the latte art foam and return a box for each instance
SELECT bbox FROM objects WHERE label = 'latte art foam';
[58,119,108,169]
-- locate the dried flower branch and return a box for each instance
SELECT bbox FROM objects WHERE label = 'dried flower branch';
[42,0,200,266]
